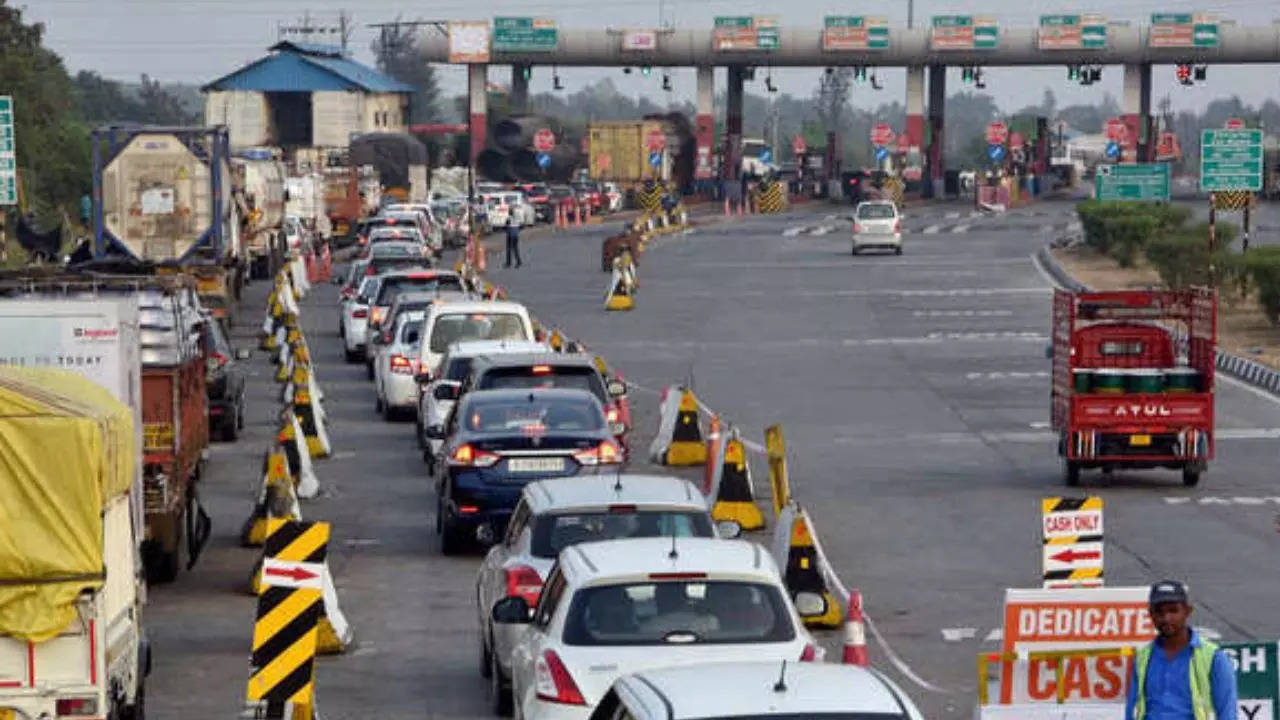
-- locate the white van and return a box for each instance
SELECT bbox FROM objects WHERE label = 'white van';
[414,300,536,379]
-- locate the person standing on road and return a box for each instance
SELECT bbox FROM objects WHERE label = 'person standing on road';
[504,217,522,268]
[1125,580,1236,720]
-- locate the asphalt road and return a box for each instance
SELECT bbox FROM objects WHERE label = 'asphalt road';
[139,197,1280,720]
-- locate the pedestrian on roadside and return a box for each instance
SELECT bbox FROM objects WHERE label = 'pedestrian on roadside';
[504,217,522,268]
[1125,580,1236,720]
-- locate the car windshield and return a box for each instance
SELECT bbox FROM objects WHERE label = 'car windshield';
[478,366,606,403]
[857,204,896,219]
[370,228,423,243]
[531,511,713,559]
[463,395,603,433]
[443,356,473,382]
[429,313,527,353]
[371,243,422,258]
[375,276,464,305]
[563,581,795,646]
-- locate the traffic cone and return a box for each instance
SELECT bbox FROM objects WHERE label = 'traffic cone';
[710,432,766,530]
[294,384,332,459]
[239,447,303,548]
[278,409,320,499]
[663,388,705,466]
[841,589,869,666]
[477,240,487,271]
[723,198,730,217]
[785,511,843,629]
[737,199,744,217]
[703,415,722,494]
[604,258,635,311]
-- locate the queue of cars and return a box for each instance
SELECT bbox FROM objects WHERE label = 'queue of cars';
[332,246,925,720]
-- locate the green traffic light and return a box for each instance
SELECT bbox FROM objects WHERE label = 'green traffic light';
[642,66,652,76]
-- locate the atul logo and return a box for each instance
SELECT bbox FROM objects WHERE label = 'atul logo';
[73,327,120,341]
[1113,403,1172,418]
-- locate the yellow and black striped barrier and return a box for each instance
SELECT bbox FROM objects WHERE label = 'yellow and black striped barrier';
[754,181,788,214]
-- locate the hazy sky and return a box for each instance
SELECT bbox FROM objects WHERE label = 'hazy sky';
[25,0,1280,115]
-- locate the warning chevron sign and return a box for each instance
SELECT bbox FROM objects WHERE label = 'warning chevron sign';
[1041,497,1104,588]
[246,519,329,704]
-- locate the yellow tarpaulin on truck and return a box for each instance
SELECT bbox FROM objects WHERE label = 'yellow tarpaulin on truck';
[0,367,135,642]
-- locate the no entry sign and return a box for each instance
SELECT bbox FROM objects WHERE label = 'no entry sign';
[871,123,895,146]
[986,121,1009,145]
[533,128,556,152]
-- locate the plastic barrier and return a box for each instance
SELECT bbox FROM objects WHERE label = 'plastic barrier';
[662,388,706,466]
[708,430,766,530]
[240,448,304,548]
[782,508,843,628]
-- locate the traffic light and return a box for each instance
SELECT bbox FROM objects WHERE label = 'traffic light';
[1089,67,1102,83]
[1067,65,1079,81]
[974,68,986,89]
[1176,63,1193,85]
[961,67,973,83]
[662,74,672,92]
[521,66,532,81]
[854,66,868,82]
[1194,65,1207,81]
[641,65,652,76]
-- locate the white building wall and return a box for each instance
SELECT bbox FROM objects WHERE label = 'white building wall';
[311,90,362,147]
[203,90,271,148]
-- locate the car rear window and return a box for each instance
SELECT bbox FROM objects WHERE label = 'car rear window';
[371,243,421,258]
[857,204,896,219]
[399,318,422,344]
[429,313,527,353]
[375,276,464,305]
[443,357,473,382]
[464,394,603,433]
[478,366,605,403]
[563,581,795,646]
[531,511,712,559]
[370,228,423,243]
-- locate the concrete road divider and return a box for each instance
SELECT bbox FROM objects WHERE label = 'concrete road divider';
[709,430,766,531]
[278,409,320,499]
[293,385,331,459]
[241,448,304,548]
[842,589,870,666]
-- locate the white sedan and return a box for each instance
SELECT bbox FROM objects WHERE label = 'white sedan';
[373,310,425,420]
[851,200,903,255]
[493,537,827,720]
[340,275,378,362]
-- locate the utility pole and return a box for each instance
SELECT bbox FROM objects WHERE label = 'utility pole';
[338,10,352,52]
[908,0,914,29]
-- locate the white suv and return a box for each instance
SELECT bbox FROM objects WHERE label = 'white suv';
[415,300,535,380]
[588,662,926,720]
[493,537,826,720]
[477,475,735,715]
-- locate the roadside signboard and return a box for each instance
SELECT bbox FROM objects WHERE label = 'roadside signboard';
[0,96,14,206]
[1228,642,1280,720]
[1149,12,1218,48]
[533,128,556,152]
[1200,128,1263,192]
[448,21,491,63]
[1009,131,1025,151]
[1106,141,1121,160]
[822,16,890,51]
[986,121,1009,145]
[1105,117,1128,143]
[874,147,889,163]
[493,17,559,52]
[792,135,807,156]
[649,151,662,168]
[1038,14,1108,50]
[1225,117,1246,130]
[1095,163,1171,201]
[931,16,999,50]
[1041,497,1103,588]
[713,16,780,51]
[646,128,667,152]
[620,30,658,51]
[988,145,1006,163]
[536,152,552,169]
[871,123,895,146]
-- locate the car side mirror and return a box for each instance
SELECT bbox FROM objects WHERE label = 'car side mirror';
[235,348,251,361]
[793,591,829,619]
[424,424,444,439]
[434,383,459,401]
[715,520,742,539]
[607,379,628,398]
[491,596,533,624]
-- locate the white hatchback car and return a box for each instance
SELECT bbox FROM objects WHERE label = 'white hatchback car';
[493,537,826,720]
[340,275,378,362]
[477,475,735,715]
[417,339,550,465]
[415,300,536,380]
[852,200,903,255]
[588,661,926,720]
[373,309,425,420]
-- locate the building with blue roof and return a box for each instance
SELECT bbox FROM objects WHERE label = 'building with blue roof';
[203,41,413,149]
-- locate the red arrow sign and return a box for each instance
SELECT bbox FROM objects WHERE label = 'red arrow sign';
[1050,548,1102,564]
[264,565,320,582]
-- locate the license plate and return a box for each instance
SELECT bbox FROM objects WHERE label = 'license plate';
[1129,434,1152,447]
[508,457,565,473]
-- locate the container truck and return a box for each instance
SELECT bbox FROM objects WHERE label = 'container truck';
[0,272,213,582]
[587,120,671,185]
[0,367,150,720]
[231,148,288,280]
[91,125,243,317]
[1050,288,1216,486]
[349,132,429,203]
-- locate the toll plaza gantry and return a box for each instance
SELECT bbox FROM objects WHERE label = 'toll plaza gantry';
[417,14,1280,194]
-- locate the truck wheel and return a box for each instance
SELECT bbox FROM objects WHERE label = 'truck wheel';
[1182,467,1202,487]
[120,683,145,720]
[144,510,184,584]
[221,407,239,442]
[1063,460,1081,487]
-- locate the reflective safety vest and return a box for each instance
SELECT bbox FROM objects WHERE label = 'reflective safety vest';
[1134,639,1219,720]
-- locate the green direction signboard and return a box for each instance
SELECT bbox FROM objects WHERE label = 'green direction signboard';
[0,95,14,206]
[1201,128,1263,192]
[931,15,998,50]
[492,17,558,52]
[1150,12,1218,48]
[1095,163,1170,202]
[1224,642,1279,720]
[1039,14,1107,49]
[823,16,890,51]
[713,16,779,51]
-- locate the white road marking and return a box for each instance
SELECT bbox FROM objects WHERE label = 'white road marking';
[922,224,942,234]
[941,627,977,642]
[1040,224,1057,235]
[952,224,971,234]
[782,226,806,237]
[1029,421,1051,429]
[836,428,1280,447]
[965,371,1051,380]
[812,226,832,236]
[606,332,1048,351]
[984,628,1003,642]
[1163,495,1280,506]
[945,211,961,220]
[912,309,1015,317]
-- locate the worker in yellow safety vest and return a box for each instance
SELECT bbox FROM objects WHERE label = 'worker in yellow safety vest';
[1126,580,1237,720]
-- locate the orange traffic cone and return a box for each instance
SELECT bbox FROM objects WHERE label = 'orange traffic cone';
[723,198,730,217]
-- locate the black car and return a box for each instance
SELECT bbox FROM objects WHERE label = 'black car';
[203,316,250,441]
[425,388,621,555]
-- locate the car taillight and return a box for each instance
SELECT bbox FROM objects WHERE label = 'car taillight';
[574,440,620,466]
[894,219,901,233]
[209,351,228,368]
[365,265,376,275]
[450,443,500,467]
[390,354,415,375]
[352,308,368,319]
[535,650,586,706]
[505,564,544,607]
[371,308,386,326]
[800,643,818,662]
[56,697,99,716]
[605,406,619,424]
[853,222,862,233]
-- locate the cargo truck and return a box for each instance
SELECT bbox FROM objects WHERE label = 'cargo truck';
[0,273,213,582]
[1050,288,1216,486]
[231,148,288,280]
[588,121,671,186]
[92,125,244,316]
[0,367,150,720]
